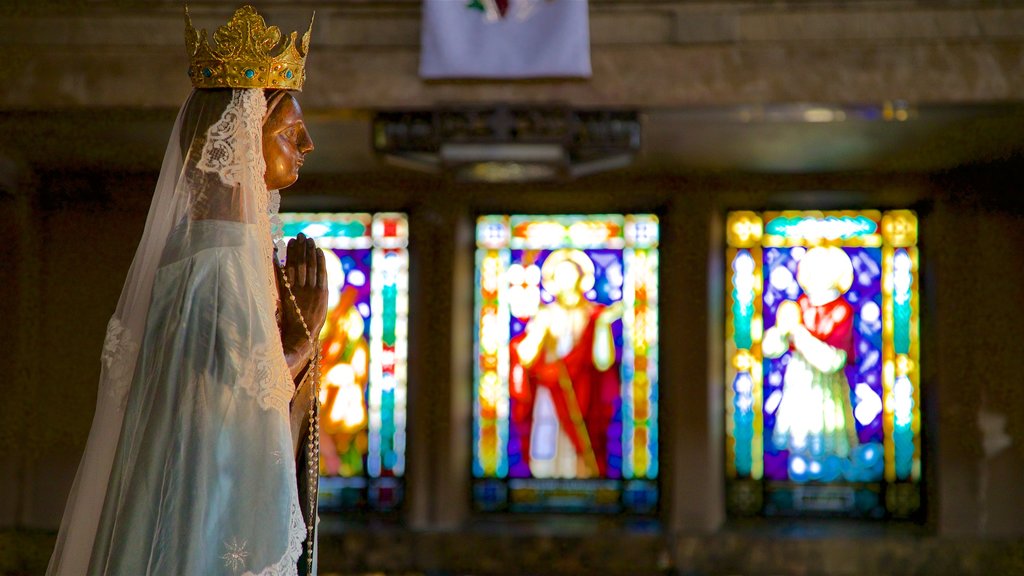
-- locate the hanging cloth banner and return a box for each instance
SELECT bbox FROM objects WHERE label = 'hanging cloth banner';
[420,0,592,79]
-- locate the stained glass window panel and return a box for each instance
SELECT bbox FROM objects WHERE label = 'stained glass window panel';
[473,214,660,514]
[280,212,409,513]
[725,210,921,518]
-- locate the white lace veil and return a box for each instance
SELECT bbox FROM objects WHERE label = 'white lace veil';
[48,88,305,575]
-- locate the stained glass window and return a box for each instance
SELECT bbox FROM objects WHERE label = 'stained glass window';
[473,214,660,513]
[725,210,921,518]
[281,212,409,513]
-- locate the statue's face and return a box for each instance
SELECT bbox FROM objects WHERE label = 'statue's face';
[263,93,314,190]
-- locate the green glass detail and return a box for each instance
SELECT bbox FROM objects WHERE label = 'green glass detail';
[765,215,877,240]
[732,296,753,349]
[382,285,397,345]
[894,249,913,354]
[282,220,368,240]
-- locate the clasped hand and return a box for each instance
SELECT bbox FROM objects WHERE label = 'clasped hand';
[276,233,329,380]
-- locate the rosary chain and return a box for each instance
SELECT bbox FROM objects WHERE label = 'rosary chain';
[277,258,320,573]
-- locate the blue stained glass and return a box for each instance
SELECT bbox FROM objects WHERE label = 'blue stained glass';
[894,427,915,480]
[623,480,659,513]
[472,441,485,477]
[733,369,755,477]
[733,421,754,477]
[728,210,920,519]
[474,480,508,511]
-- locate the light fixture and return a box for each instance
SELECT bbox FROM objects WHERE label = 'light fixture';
[372,105,640,183]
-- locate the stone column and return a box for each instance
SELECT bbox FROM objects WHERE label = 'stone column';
[432,199,474,528]
[662,186,725,536]
[930,193,984,536]
[403,206,439,530]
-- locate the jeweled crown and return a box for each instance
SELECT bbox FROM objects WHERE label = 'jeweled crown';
[185,5,313,91]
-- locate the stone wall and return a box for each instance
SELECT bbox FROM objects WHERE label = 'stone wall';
[1,1,1024,110]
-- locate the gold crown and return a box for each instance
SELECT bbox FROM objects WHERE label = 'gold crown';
[185,5,313,91]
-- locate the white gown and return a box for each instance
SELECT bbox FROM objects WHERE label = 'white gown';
[88,221,304,575]
[48,89,314,576]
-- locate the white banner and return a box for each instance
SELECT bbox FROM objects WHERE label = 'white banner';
[420,0,592,79]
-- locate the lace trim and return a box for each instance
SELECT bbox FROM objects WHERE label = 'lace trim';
[269,189,286,257]
[239,343,295,416]
[100,317,138,409]
[193,89,277,307]
[240,495,306,576]
[194,89,293,416]
[259,197,282,325]
[196,90,267,191]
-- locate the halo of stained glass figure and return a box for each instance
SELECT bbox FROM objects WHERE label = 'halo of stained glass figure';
[725,210,921,518]
[473,214,660,513]
[280,212,409,513]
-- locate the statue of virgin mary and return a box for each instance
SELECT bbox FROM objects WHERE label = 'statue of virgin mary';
[46,6,327,575]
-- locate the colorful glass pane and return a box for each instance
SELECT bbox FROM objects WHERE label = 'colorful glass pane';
[725,210,921,518]
[473,214,660,513]
[280,212,409,513]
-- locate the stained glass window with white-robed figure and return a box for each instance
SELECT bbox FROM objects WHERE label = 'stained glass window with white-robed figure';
[725,209,921,518]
